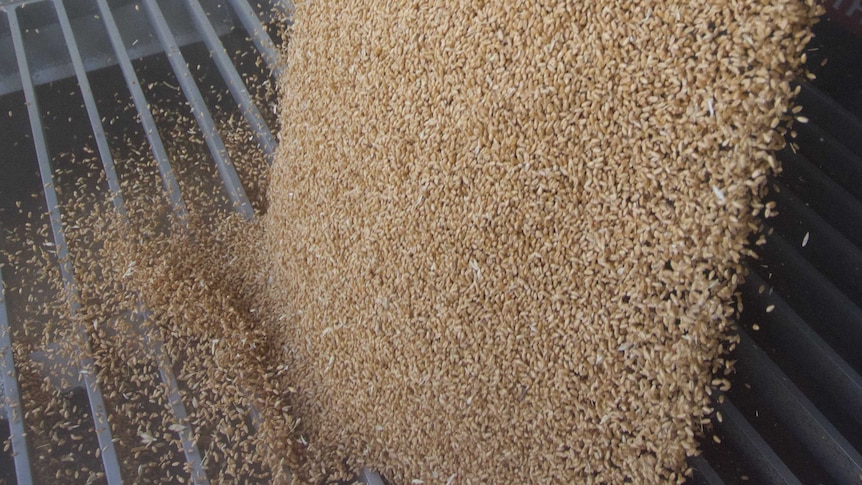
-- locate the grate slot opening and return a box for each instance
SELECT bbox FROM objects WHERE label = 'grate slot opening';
[139,0,253,220]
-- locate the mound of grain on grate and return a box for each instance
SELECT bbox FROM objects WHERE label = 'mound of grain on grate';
[63,115,300,480]
[264,0,821,483]
[100,212,301,482]
[0,58,292,481]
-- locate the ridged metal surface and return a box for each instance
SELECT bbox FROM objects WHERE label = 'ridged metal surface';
[690,17,862,484]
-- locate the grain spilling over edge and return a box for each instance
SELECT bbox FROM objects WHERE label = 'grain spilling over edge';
[264,0,822,483]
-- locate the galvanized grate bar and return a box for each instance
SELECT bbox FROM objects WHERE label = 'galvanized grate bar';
[52,0,126,217]
[53,4,209,480]
[6,5,124,483]
[183,0,277,161]
[94,0,190,222]
[141,0,255,220]
[714,395,800,485]
[736,329,862,484]
[226,0,283,79]
[133,307,210,484]
[0,266,34,485]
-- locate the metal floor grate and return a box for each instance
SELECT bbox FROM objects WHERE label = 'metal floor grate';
[0,1,383,483]
[0,2,860,485]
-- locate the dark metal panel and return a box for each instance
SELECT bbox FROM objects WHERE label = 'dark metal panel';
[736,330,862,484]
[758,232,862,365]
[687,455,724,485]
[769,181,862,304]
[778,146,862,248]
[360,467,386,485]
[797,82,862,157]
[714,396,801,485]
[795,120,862,202]
[743,270,862,428]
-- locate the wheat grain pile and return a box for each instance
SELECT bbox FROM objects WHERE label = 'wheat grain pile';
[263,0,821,483]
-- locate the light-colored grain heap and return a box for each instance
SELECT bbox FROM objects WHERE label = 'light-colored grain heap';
[264,0,820,483]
